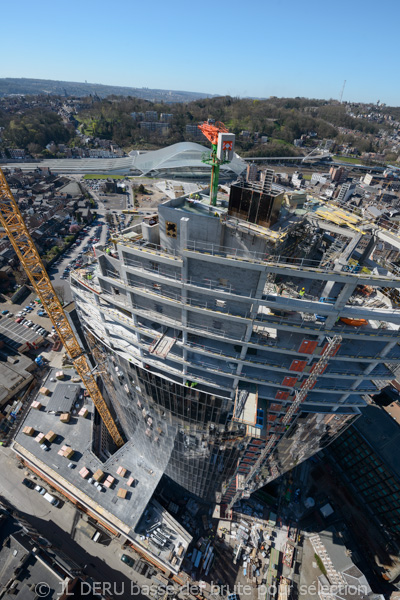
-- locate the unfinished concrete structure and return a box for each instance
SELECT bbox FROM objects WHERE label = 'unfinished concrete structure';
[70,190,400,505]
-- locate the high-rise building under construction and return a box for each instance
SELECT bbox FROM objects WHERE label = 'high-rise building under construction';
[71,187,400,506]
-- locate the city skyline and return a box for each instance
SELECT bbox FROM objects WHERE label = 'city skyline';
[1,0,399,106]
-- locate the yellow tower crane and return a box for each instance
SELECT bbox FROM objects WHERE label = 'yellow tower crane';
[0,169,124,447]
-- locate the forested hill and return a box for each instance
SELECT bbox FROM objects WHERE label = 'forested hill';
[0,78,214,103]
[70,95,383,156]
[0,93,394,159]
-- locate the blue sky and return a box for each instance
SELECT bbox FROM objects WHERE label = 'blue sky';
[1,0,399,105]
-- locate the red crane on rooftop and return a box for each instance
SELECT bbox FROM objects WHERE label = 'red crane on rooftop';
[198,120,235,206]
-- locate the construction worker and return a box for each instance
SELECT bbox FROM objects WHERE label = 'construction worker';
[298,287,305,298]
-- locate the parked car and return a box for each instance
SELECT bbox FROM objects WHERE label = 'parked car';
[120,554,135,567]
[1,310,8,315]
[22,478,35,489]
[34,485,46,494]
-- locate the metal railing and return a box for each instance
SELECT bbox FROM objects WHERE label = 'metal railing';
[254,312,400,337]
[185,340,241,360]
[103,268,250,319]
[123,256,257,297]
[120,239,182,261]
[185,239,400,281]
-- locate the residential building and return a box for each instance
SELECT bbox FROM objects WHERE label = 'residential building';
[330,166,348,183]
[311,173,329,185]
[364,173,375,185]
[7,149,26,159]
[140,122,169,133]
[145,110,158,122]
[186,124,203,139]
[160,113,174,123]
[130,112,144,121]
[292,172,303,188]
[337,182,355,203]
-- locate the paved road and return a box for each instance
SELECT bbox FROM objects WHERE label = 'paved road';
[48,217,108,304]
[0,446,156,599]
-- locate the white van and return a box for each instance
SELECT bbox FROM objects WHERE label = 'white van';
[43,492,59,507]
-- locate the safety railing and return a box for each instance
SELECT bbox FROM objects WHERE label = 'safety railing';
[119,239,181,261]
[254,312,400,337]
[123,256,257,298]
[185,239,400,281]
[102,269,250,319]
[185,340,242,360]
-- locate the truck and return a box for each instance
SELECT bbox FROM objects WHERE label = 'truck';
[43,492,59,507]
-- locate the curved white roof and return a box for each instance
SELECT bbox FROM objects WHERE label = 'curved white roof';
[3,142,246,178]
[133,142,246,176]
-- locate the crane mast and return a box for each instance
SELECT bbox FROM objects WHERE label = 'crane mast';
[226,335,342,509]
[0,169,124,447]
[199,121,235,206]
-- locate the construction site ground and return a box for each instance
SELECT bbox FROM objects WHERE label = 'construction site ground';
[196,508,302,600]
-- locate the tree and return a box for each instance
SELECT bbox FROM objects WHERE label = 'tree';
[69,224,80,234]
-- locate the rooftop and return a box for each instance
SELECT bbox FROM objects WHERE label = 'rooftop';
[0,350,34,406]
[46,383,80,413]
[353,402,400,480]
[13,368,190,574]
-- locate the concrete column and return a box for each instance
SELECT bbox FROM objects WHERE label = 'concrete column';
[338,393,349,403]
[255,271,269,300]
[241,270,268,350]
[350,377,363,390]
[381,340,397,358]
[180,218,189,331]
[359,233,377,264]
[180,217,189,275]
[324,282,357,329]
[363,361,378,376]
